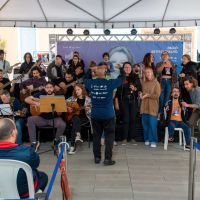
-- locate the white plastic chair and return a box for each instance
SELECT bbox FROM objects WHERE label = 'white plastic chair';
[163,107,186,151]
[0,159,35,199]
[164,127,186,150]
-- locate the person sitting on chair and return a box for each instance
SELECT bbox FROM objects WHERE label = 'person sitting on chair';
[0,90,26,144]
[66,83,91,155]
[0,69,11,92]
[0,118,48,198]
[25,81,66,151]
[165,87,191,149]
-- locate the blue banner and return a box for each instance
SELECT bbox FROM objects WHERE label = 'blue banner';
[57,41,183,77]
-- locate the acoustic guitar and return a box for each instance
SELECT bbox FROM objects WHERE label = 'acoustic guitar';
[55,78,83,94]
[20,85,44,102]
[65,101,85,121]
[0,74,24,93]
[30,105,41,116]
[2,62,21,75]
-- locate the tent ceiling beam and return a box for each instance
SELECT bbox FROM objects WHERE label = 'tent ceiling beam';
[63,0,102,22]
[37,0,48,22]
[106,0,143,22]
[162,0,171,23]
[0,0,10,12]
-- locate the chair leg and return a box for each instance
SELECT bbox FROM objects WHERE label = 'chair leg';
[164,127,169,150]
[88,129,90,148]
[182,130,186,150]
[179,130,182,146]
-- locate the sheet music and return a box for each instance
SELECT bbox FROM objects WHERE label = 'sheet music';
[0,104,13,116]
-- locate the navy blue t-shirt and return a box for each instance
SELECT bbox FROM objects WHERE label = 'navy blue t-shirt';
[84,77,122,119]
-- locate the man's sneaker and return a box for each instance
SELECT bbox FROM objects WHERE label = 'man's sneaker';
[114,141,118,146]
[121,139,127,146]
[31,141,40,152]
[103,160,116,166]
[68,146,76,155]
[145,141,150,146]
[150,143,157,148]
[185,145,190,151]
[94,157,101,164]
[75,133,83,144]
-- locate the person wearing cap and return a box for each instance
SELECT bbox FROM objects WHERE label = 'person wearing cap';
[0,49,11,79]
[84,63,124,166]
[156,51,177,119]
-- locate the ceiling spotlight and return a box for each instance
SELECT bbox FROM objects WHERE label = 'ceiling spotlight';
[154,28,160,34]
[83,29,90,35]
[33,24,36,28]
[74,24,77,28]
[132,24,135,28]
[67,28,73,35]
[104,29,111,35]
[169,28,176,34]
[112,24,114,28]
[131,28,137,35]
[95,23,97,28]
[54,24,56,28]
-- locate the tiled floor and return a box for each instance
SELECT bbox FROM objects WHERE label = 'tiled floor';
[38,142,200,200]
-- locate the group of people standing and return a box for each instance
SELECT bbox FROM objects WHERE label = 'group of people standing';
[0,48,200,198]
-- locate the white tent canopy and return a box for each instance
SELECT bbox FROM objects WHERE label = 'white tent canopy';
[0,0,200,28]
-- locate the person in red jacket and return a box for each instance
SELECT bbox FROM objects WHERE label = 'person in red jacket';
[0,118,48,198]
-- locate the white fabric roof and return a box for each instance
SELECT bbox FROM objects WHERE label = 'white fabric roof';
[0,0,199,28]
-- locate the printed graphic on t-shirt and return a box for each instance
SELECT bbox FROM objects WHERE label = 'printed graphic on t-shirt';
[91,85,108,100]
[165,67,171,75]
[170,101,182,121]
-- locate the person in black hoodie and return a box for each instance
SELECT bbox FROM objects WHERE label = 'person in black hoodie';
[115,62,142,145]
[0,118,48,198]
[19,52,35,74]
[165,87,191,149]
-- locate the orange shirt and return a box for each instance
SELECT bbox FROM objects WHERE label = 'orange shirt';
[170,100,182,121]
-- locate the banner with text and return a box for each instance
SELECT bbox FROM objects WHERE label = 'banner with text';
[57,41,183,77]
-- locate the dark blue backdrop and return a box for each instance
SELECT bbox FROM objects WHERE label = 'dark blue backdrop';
[57,41,183,76]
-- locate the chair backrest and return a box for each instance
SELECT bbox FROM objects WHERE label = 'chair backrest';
[0,159,35,199]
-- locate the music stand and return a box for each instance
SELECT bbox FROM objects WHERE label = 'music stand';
[39,96,67,155]
[0,104,15,120]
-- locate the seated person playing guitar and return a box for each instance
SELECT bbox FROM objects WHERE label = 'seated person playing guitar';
[0,90,26,144]
[0,69,11,92]
[25,81,66,151]
[66,83,91,155]
[54,69,76,99]
[20,67,46,102]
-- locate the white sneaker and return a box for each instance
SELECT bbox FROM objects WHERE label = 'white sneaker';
[68,147,76,155]
[145,141,150,146]
[114,141,118,146]
[101,138,105,145]
[150,144,157,148]
[75,133,83,143]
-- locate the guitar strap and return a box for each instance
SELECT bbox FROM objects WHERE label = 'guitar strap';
[3,60,5,70]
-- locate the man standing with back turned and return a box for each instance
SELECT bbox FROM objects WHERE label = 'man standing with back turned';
[84,64,124,165]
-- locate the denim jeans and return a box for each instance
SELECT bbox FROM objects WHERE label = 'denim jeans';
[142,114,158,144]
[159,78,172,113]
[168,120,191,145]
[15,118,25,145]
